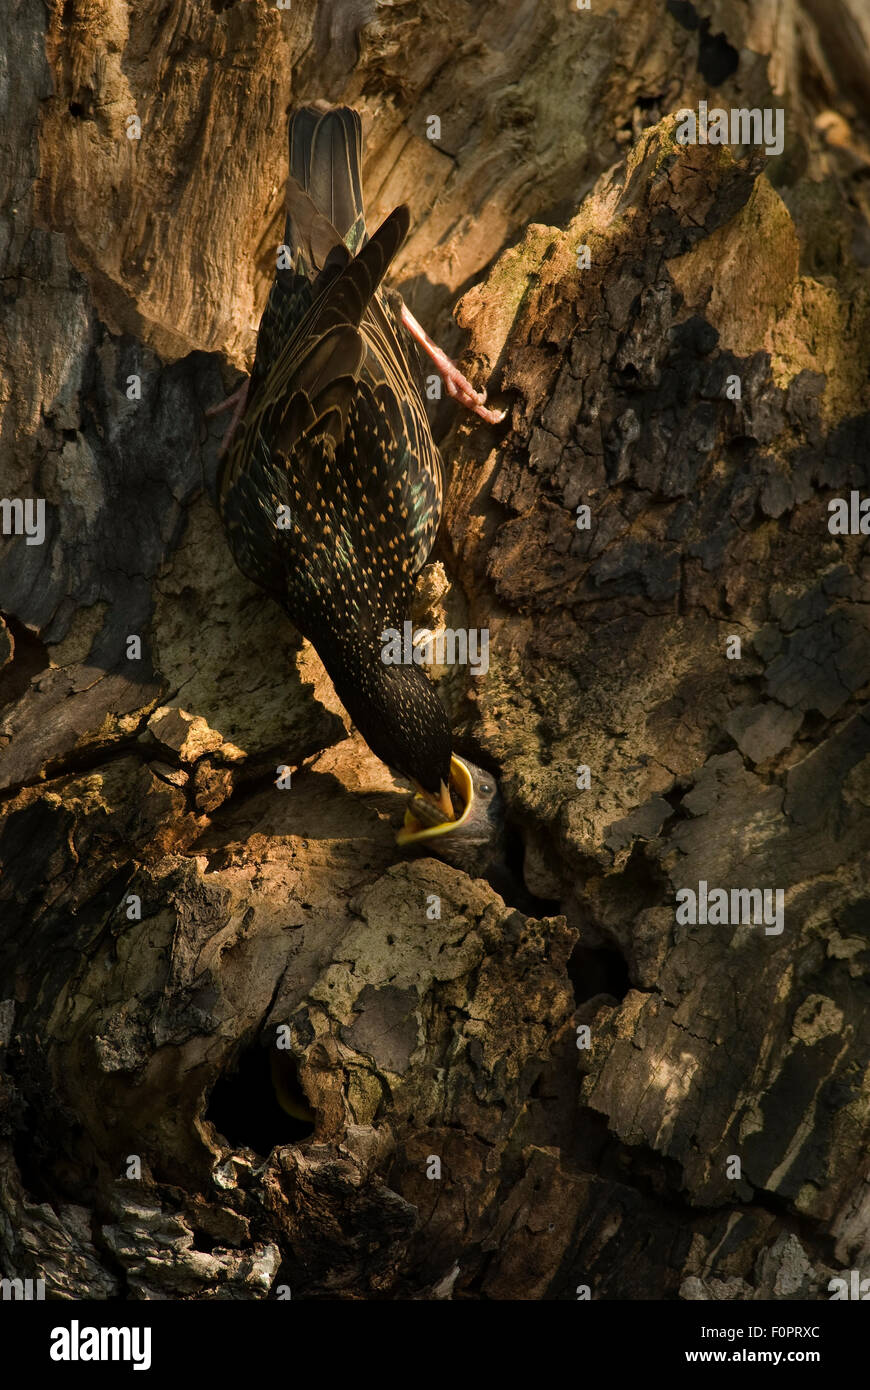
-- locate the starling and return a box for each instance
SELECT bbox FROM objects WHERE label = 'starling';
[216,105,494,819]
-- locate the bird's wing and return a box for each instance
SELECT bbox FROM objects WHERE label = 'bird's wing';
[239,204,412,450]
[246,107,365,417]
[245,185,350,415]
[220,207,442,635]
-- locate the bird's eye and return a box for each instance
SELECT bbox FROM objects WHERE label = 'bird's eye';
[480,782,491,793]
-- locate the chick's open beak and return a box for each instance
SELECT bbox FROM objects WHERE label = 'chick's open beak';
[398,757,475,847]
[413,778,455,822]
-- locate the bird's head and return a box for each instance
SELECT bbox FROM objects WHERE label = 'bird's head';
[329,650,454,819]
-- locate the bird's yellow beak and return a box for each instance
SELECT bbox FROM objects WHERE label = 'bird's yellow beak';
[397,755,474,845]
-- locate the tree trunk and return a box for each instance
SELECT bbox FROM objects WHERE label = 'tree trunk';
[2,0,869,1300]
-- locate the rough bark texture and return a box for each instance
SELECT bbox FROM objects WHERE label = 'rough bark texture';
[2,0,870,1299]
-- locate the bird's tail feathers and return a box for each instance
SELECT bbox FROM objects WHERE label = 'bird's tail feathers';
[287,105,367,263]
[284,180,350,283]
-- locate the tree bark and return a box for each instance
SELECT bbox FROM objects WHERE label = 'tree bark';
[1,0,869,1299]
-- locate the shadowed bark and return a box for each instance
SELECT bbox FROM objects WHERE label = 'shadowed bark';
[1,0,869,1300]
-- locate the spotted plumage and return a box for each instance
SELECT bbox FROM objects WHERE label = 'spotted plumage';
[217,105,453,807]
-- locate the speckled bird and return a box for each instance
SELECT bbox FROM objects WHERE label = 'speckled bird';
[216,105,499,819]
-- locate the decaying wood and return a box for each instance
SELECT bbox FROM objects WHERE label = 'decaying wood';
[1,0,870,1299]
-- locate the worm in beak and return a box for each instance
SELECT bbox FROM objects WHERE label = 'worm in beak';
[398,756,475,845]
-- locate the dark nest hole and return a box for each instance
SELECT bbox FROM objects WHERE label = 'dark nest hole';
[206,1042,315,1154]
[567,943,631,1004]
[489,816,562,917]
